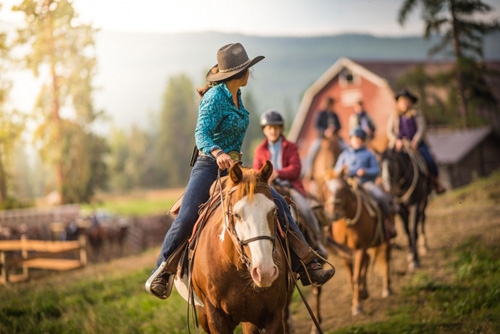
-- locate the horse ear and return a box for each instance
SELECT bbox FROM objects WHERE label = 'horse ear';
[340,165,348,178]
[229,162,243,184]
[259,160,273,183]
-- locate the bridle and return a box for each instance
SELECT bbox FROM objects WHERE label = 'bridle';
[324,178,362,226]
[217,174,277,269]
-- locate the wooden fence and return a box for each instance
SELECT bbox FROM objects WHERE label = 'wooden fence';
[0,234,87,285]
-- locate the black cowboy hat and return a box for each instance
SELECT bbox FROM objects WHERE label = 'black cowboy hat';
[206,43,264,82]
[395,89,418,103]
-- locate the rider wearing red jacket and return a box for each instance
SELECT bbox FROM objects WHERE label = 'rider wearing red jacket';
[253,109,327,258]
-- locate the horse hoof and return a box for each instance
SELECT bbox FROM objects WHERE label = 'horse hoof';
[382,288,392,298]
[310,325,320,334]
[352,306,364,316]
[419,246,428,256]
[408,261,420,271]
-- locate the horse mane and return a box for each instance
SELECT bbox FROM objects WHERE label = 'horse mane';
[225,165,259,203]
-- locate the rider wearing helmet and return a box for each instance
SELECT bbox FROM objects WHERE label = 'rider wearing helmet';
[254,109,328,258]
[334,127,396,239]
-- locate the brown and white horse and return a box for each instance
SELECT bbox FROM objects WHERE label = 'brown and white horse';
[180,161,291,333]
[322,169,392,316]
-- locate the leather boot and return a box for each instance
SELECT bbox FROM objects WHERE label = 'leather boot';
[145,261,174,299]
[384,217,397,240]
[433,176,446,194]
[298,261,335,286]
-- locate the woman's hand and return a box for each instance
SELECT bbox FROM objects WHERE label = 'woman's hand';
[214,151,233,170]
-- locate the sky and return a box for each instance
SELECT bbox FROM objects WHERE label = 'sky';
[2,0,498,37]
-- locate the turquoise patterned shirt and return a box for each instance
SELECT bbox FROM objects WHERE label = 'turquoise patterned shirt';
[195,83,249,156]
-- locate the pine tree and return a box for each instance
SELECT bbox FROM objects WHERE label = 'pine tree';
[0,17,26,208]
[398,0,500,128]
[12,0,108,203]
[155,75,197,187]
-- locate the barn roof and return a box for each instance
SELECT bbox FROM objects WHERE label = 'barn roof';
[427,126,495,164]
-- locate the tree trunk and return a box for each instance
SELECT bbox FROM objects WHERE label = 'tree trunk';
[0,150,7,203]
[449,0,469,128]
[45,2,64,203]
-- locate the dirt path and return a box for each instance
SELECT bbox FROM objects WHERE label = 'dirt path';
[289,201,500,333]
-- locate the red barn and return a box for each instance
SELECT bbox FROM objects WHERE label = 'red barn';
[289,57,500,158]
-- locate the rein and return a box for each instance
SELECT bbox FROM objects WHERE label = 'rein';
[395,142,420,204]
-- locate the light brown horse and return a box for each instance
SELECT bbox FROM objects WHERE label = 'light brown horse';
[309,134,343,197]
[321,169,392,316]
[189,161,291,333]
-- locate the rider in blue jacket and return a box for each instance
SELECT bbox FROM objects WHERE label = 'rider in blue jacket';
[334,127,396,239]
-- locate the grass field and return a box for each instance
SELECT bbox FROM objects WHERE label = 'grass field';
[1,172,499,333]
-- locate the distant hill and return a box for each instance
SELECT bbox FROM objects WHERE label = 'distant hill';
[93,31,500,129]
[2,22,500,130]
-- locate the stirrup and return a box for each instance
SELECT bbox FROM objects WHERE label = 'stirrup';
[145,261,174,299]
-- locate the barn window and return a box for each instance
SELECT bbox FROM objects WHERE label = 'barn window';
[339,68,360,87]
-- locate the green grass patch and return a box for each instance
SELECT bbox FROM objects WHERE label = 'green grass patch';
[0,267,192,333]
[331,237,500,334]
[82,197,177,216]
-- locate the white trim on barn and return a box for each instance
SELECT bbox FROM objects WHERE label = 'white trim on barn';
[289,57,391,142]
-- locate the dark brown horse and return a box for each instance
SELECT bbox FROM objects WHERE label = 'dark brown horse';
[321,169,392,316]
[380,147,430,270]
[184,162,291,333]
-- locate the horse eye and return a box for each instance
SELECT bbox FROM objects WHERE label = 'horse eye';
[234,213,242,220]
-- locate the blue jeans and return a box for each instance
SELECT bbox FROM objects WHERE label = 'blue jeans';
[154,157,307,270]
[418,143,438,177]
[155,156,225,268]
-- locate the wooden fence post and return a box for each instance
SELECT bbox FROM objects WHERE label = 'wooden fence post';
[0,251,7,284]
[79,235,87,266]
[21,234,28,280]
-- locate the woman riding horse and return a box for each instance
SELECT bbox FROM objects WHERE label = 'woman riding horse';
[145,43,334,300]
[386,89,445,194]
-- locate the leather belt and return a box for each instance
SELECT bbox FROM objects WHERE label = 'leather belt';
[199,150,242,162]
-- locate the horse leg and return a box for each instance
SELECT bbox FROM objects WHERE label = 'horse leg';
[284,293,295,334]
[408,205,420,270]
[309,286,321,334]
[241,310,286,334]
[351,250,365,316]
[379,243,392,298]
[418,203,428,256]
[203,303,238,334]
[358,251,370,300]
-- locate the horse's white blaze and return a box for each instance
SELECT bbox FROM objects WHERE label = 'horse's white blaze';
[327,178,342,196]
[233,193,278,287]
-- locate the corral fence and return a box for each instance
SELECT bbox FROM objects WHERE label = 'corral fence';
[0,205,174,283]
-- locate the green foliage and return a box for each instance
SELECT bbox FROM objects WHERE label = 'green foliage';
[241,89,261,166]
[398,0,500,128]
[12,0,108,204]
[107,126,156,192]
[154,74,197,187]
[0,27,27,206]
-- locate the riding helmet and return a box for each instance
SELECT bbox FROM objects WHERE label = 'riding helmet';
[260,109,285,128]
[349,127,367,140]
